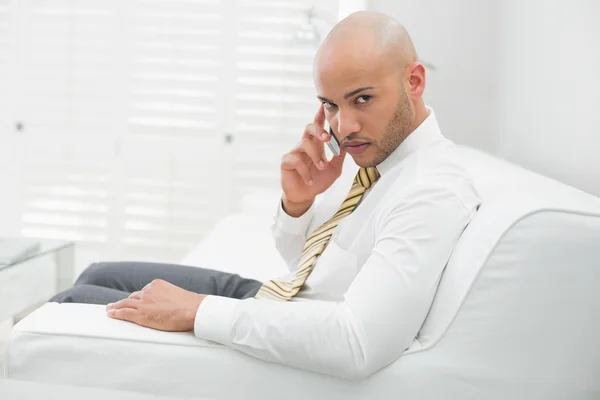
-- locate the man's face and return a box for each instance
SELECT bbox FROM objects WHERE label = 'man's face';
[314,47,415,167]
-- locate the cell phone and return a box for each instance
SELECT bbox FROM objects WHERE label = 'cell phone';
[326,127,341,157]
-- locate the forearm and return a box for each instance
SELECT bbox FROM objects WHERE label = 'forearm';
[194,270,426,381]
[271,198,316,271]
[231,300,369,378]
[196,296,379,379]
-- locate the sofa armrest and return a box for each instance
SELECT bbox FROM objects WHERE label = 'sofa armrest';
[7,303,453,399]
[6,303,373,399]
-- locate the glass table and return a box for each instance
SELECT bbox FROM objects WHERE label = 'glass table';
[0,238,75,322]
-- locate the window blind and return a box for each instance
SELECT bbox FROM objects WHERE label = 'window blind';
[116,0,228,261]
[16,1,118,265]
[7,0,340,264]
[230,0,339,209]
[0,0,13,135]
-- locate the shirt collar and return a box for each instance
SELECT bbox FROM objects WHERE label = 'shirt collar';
[376,106,442,176]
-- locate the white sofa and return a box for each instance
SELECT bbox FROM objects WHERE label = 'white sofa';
[5,146,600,399]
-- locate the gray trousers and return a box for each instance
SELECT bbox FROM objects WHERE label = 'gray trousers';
[49,262,263,305]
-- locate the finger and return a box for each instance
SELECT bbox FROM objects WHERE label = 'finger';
[107,307,140,324]
[109,298,141,310]
[313,104,326,128]
[129,291,142,300]
[294,161,313,186]
[304,122,329,143]
[301,136,328,170]
[282,153,313,185]
[144,278,164,290]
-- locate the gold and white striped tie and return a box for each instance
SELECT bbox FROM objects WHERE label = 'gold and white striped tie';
[255,167,380,301]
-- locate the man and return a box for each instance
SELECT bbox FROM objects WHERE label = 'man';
[51,11,480,379]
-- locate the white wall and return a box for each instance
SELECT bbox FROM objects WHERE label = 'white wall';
[368,0,500,154]
[371,0,600,198]
[497,0,600,197]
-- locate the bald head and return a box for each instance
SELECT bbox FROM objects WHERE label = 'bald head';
[316,11,417,72]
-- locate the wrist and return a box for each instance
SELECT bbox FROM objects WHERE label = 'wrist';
[185,294,206,331]
[282,196,313,218]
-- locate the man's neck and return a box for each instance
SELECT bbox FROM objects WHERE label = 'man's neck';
[412,100,429,132]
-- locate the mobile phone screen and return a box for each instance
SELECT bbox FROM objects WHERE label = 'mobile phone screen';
[326,127,341,156]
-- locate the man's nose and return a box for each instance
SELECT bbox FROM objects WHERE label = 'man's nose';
[336,109,361,140]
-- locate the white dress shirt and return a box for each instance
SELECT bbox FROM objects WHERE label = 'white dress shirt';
[194,108,481,379]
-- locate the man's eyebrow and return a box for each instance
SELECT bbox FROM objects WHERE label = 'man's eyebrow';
[316,95,333,103]
[316,87,375,104]
[343,86,374,99]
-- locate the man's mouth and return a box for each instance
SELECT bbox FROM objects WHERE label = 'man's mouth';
[344,142,370,154]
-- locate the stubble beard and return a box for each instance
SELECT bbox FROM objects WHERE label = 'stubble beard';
[366,87,415,168]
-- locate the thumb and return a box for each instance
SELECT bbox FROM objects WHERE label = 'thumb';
[329,147,347,172]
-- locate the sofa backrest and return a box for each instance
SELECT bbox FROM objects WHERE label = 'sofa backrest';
[406,145,600,395]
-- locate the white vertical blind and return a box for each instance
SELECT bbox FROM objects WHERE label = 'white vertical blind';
[230,0,338,208]
[3,0,339,265]
[17,1,116,265]
[0,0,11,135]
[0,0,22,238]
[117,0,228,261]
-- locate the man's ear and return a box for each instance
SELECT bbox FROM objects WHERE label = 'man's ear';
[407,62,426,99]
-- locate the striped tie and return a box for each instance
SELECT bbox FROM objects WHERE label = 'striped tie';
[255,167,380,301]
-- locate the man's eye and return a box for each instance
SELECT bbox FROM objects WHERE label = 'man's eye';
[322,101,335,109]
[356,95,372,104]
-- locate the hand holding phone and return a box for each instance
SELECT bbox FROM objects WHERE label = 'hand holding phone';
[326,127,341,157]
[280,105,346,215]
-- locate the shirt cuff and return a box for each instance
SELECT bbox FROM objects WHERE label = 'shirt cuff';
[274,199,315,235]
[194,295,239,345]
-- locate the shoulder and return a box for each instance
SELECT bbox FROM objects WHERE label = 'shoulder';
[382,141,480,213]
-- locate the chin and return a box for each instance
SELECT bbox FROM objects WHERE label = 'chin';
[350,153,379,168]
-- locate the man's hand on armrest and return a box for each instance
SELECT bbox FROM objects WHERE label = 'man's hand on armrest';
[106,279,206,332]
